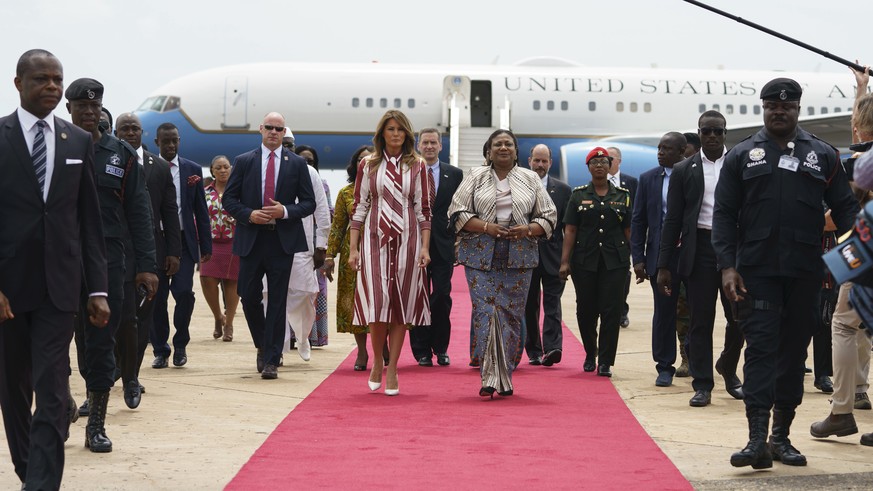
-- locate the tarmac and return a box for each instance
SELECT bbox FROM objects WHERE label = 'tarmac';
[2,275,873,490]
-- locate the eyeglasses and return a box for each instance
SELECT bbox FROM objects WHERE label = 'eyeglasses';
[263,125,285,133]
[588,159,611,167]
[282,142,294,149]
[699,127,726,136]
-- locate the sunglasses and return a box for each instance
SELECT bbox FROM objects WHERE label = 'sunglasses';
[699,127,726,136]
[263,124,285,133]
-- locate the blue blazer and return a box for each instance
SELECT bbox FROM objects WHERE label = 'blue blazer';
[178,156,212,262]
[630,165,670,276]
[223,147,316,257]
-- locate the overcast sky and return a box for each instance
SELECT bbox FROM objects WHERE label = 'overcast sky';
[0,0,869,117]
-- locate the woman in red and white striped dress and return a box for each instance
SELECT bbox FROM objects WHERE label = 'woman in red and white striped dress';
[348,110,432,396]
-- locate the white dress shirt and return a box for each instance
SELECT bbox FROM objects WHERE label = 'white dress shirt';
[428,161,440,195]
[17,107,56,202]
[260,144,289,220]
[697,148,726,229]
[609,171,621,188]
[169,155,183,230]
[540,174,549,190]
[661,167,672,224]
[136,146,144,165]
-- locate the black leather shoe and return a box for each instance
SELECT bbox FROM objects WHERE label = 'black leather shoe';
[479,386,496,398]
[597,365,612,377]
[583,358,596,373]
[152,355,168,369]
[498,389,514,396]
[814,375,834,393]
[78,398,90,417]
[528,355,543,366]
[261,364,278,379]
[172,350,187,367]
[256,350,265,373]
[124,381,142,409]
[436,353,450,366]
[861,432,873,446]
[689,390,711,407]
[542,349,562,367]
[417,356,433,367]
[715,358,744,400]
[620,314,630,328]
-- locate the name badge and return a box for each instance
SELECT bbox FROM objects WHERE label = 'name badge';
[778,155,800,172]
[105,165,125,178]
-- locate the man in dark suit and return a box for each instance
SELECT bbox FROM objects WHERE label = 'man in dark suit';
[223,112,316,379]
[150,122,211,369]
[607,147,637,329]
[523,144,571,366]
[657,111,745,408]
[0,49,109,490]
[410,128,463,366]
[114,112,181,408]
[631,132,686,388]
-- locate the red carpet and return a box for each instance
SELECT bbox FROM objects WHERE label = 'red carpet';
[227,267,691,490]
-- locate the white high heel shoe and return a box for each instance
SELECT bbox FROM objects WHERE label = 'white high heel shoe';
[384,386,399,396]
[368,379,382,391]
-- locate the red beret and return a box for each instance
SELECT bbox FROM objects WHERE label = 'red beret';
[586,147,613,165]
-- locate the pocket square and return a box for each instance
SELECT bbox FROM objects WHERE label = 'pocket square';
[65,158,83,165]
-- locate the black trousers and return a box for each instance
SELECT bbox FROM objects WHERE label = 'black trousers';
[622,269,632,317]
[739,275,819,411]
[238,230,293,366]
[650,273,681,376]
[134,272,160,379]
[75,239,124,393]
[571,258,625,366]
[524,263,565,359]
[0,299,75,490]
[812,286,836,378]
[151,240,196,357]
[684,229,743,391]
[410,254,454,359]
[115,280,139,387]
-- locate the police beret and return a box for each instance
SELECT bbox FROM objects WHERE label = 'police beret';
[586,147,613,165]
[65,78,104,101]
[760,77,802,102]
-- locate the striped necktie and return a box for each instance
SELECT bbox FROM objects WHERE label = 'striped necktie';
[428,166,436,208]
[32,120,48,196]
[379,155,404,245]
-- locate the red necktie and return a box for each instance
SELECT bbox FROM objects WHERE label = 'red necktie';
[264,151,276,205]
[428,167,436,208]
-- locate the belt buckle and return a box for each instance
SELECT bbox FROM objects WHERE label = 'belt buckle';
[264,223,276,231]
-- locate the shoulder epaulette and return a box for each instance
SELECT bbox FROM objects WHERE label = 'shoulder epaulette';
[573,184,588,191]
[617,186,629,193]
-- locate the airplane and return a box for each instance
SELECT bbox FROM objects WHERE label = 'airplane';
[134,58,861,191]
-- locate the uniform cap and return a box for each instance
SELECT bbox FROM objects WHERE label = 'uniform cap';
[586,147,613,165]
[760,77,802,102]
[283,127,294,142]
[65,78,104,101]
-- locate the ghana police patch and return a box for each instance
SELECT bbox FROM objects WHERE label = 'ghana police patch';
[106,153,125,178]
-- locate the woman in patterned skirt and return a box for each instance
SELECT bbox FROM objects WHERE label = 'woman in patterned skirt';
[325,145,374,370]
[200,155,240,342]
[295,145,332,347]
[448,130,556,397]
[348,110,432,396]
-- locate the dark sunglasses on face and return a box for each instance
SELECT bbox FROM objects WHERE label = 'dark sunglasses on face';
[699,127,726,136]
[263,124,285,133]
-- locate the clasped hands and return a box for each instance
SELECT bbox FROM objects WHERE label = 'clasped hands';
[485,223,530,240]
[250,199,285,225]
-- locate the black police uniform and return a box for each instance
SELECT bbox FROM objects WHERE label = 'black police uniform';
[74,129,155,394]
[564,182,631,368]
[712,127,857,413]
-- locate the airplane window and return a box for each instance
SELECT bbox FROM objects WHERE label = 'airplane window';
[725,104,734,115]
[753,105,761,115]
[533,101,541,111]
[698,104,706,113]
[834,107,842,113]
[352,98,359,108]
[616,102,624,112]
[561,101,568,111]
[588,101,596,111]
[821,107,828,114]
[165,97,181,111]
[547,101,555,111]
[643,102,652,113]
[807,106,815,115]
[393,98,401,108]
[137,96,167,112]
[380,98,387,108]
[366,98,373,108]
[630,102,638,112]
[740,105,747,114]
[712,104,720,112]
[408,99,415,109]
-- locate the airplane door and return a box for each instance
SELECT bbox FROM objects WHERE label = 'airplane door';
[223,76,249,129]
[470,80,492,127]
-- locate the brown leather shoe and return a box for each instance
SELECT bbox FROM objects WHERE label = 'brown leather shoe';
[810,413,858,438]
[222,323,233,342]
[261,364,278,380]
